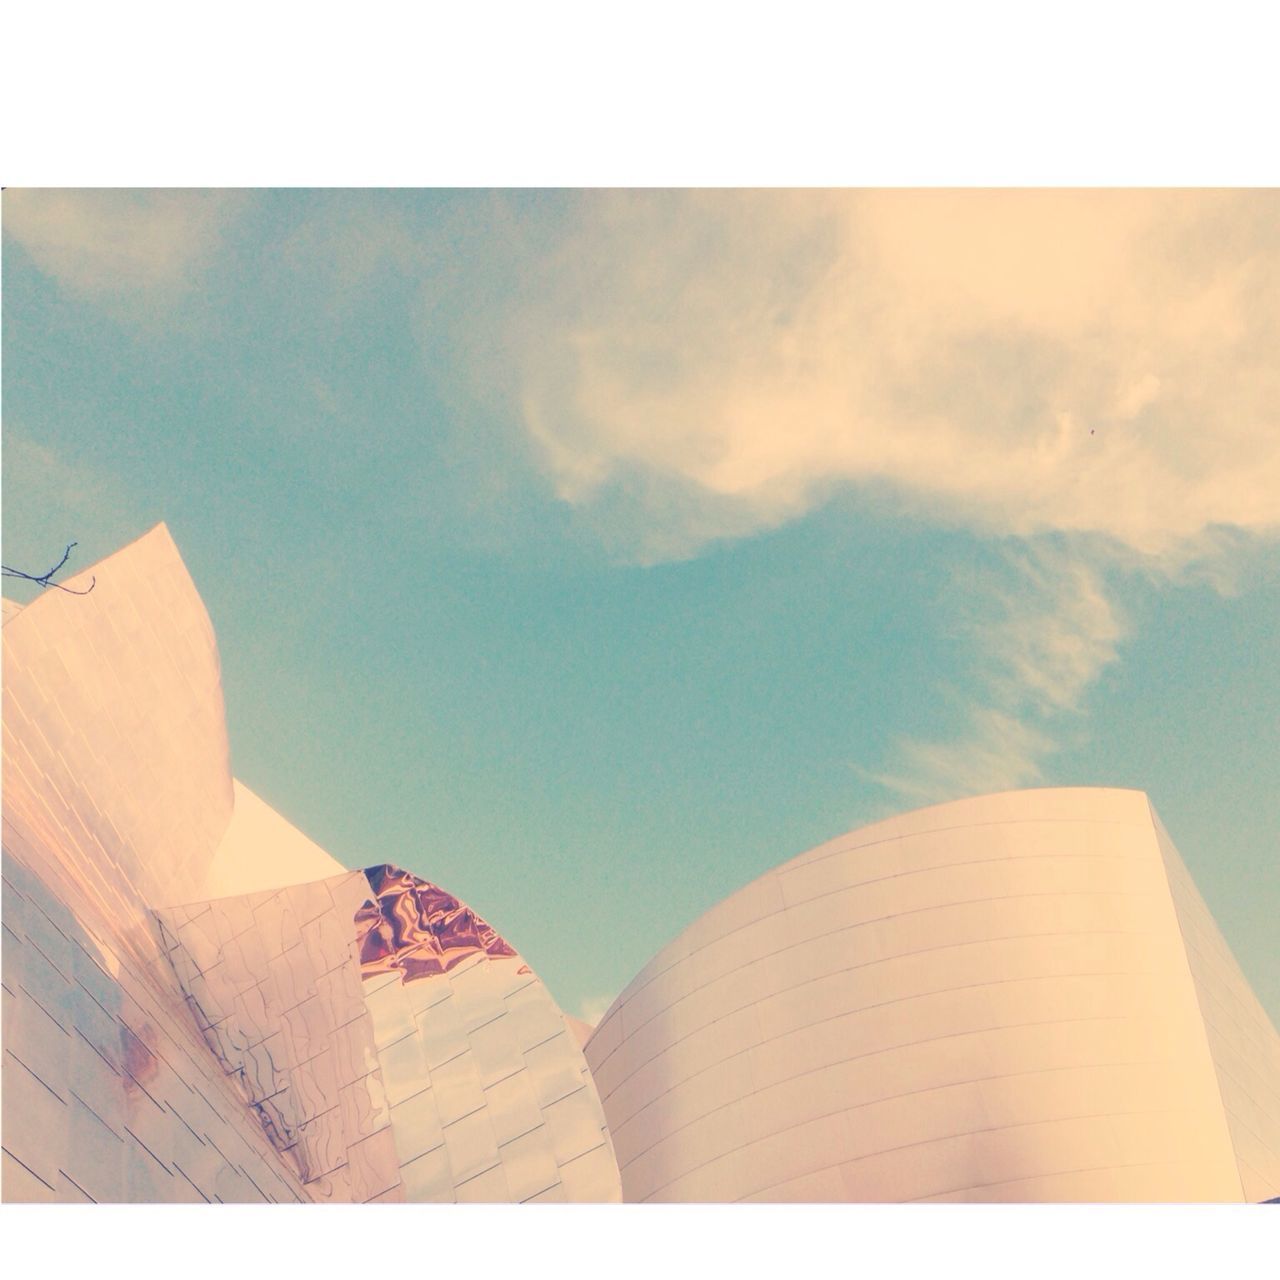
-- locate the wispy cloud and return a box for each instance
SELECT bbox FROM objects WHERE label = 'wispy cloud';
[3,188,246,308]
[867,546,1127,805]
[482,191,1276,802]
[869,708,1054,807]
[979,549,1127,718]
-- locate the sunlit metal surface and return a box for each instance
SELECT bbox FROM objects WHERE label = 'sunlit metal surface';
[156,864,620,1202]
[2,528,307,1202]
[5,521,1273,1203]
[2,526,233,971]
[1152,812,1280,1202]
[585,788,1280,1203]
[2,526,620,1202]
[1,846,309,1203]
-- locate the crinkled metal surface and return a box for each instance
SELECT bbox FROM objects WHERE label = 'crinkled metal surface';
[155,865,621,1202]
[356,863,521,980]
[1,846,309,1203]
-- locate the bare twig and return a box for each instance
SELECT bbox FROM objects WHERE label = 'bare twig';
[2,542,96,595]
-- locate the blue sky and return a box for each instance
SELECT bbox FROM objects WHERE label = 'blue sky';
[3,189,1277,1025]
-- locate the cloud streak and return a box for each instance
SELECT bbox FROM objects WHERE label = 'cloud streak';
[3,188,246,308]
[868,546,1127,805]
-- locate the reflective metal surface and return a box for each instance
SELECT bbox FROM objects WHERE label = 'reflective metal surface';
[585,788,1280,1203]
[2,847,307,1203]
[2,527,620,1203]
[156,863,620,1202]
[5,523,1273,1204]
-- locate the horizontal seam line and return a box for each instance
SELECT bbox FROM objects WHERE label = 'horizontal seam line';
[602,822,1147,1020]
[617,1029,1165,1171]
[597,881,1167,1067]
[596,926,1168,1093]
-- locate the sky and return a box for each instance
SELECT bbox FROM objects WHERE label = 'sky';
[3,188,1277,1027]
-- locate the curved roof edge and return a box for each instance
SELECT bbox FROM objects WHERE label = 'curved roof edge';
[789,785,1153,867]
[590,785,1159,1036]
[0,522,178,629]
[2,519,234,910]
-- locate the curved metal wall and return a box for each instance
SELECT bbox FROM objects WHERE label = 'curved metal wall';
[3,526,302,1203]
[3,526,621,1203]
[585,788,1273,1202]
[2,524,234,923]
[1153,812,1280,1202]
[157,864,621,1203]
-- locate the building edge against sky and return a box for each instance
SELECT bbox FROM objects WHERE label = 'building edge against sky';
[2,524,1278,1202]
[584,788,1280,1203]
[1,525,620,1203]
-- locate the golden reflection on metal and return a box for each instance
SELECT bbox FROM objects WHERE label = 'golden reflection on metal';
[1,525,622,1202]
[355,863,528,983]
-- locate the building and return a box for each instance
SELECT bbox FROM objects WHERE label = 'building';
[584,788,1280,1202]
[3,526,1277,1202]
[2,526,620,1203]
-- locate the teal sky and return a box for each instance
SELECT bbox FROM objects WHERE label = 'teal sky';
[3,189,1277,1026]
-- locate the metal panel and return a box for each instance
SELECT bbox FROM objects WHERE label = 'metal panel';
[586,788,1265,1202]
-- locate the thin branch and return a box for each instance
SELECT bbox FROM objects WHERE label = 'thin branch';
[2,542,96,595]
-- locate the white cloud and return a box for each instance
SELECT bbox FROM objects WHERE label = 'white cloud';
[502,190,1280,564]
[486,191,1278,803]
[3,188,245,305]
[980,550,1127,717]
[869,708,1054,807]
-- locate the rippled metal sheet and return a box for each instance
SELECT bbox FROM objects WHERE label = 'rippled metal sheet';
[2,528,311,1202]
[2,525,620,1203]
[357,863,522,979]
[1,847,310,1203]
[156,864,621,1202]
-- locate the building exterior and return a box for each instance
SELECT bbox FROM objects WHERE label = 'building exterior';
[584,789,1280,1203]
[3,525,1277,1202]
[1,526,620,1203]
